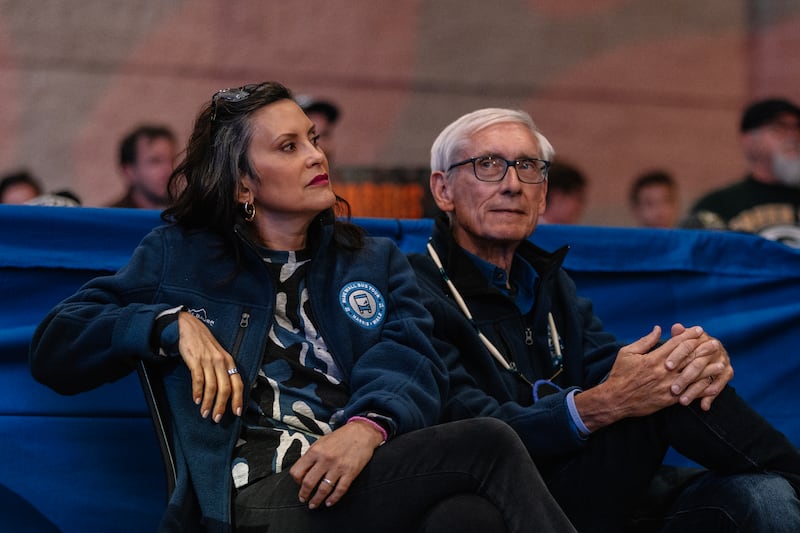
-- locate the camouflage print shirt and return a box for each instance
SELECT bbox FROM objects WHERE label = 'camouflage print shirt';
[232,248,349,489]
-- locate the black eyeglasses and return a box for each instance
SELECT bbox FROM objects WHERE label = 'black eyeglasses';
[447,155,550,184]
[210,83,264,122]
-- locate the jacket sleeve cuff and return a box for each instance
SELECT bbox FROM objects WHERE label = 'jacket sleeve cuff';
[350,412,396,442]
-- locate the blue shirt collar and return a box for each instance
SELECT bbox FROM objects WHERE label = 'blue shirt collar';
[464,250,537,315]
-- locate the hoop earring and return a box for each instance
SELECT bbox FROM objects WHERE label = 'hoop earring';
[242,201,256,222]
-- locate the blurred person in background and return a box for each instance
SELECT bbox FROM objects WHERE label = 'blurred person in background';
[25,189,82,207]
[539,160,587,224]
[107,124,178,209]
[629,170,680,228]
[0,170,42,204]
[682,98,800,246]
[298,96,340,167]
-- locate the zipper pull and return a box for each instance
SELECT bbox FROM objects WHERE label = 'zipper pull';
[240,312,250,328]
[524,327,534,346]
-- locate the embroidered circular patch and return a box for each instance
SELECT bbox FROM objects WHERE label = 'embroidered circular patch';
[339,281,386,329]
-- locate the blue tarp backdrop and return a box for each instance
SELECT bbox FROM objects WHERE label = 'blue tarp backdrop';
[1,205,799,532]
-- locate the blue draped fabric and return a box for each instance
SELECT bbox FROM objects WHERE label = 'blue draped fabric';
[2,205,799,531]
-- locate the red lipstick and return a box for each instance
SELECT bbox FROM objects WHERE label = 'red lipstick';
[309,173,329,186]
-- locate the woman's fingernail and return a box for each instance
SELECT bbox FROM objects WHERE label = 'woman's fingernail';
[202,409,210,419]
[214,413,222,423]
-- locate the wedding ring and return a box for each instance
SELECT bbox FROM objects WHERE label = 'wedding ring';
[322,478,333,486]
[227,367,239,376]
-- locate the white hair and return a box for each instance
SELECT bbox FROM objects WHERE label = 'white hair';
[430,108,555,172]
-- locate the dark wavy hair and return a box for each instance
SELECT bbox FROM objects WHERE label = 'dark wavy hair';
[162,81,363,251]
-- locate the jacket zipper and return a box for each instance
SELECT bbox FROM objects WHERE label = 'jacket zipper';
[224,308,251,522]
[231,309,251,359]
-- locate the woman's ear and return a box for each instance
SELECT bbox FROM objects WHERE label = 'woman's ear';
[430,171,455,213]
[236,177,252,204]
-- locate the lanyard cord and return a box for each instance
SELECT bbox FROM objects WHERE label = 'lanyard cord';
[547,312,563,371]
[427,242,564,386]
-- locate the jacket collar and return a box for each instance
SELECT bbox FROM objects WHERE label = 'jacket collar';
[234,208,335,257]
[429,213,569,295]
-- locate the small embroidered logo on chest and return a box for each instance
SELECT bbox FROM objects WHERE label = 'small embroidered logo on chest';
[339,281,386,329]
[188,308,216,328]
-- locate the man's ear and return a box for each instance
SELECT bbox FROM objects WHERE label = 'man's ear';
[430,171,455,213]
[120,165,136,186]
[538,179,548,215]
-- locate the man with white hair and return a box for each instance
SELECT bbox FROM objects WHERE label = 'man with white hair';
[410,107,800,532]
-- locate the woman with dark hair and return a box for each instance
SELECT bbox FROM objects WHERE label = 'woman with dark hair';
[29,82,575,533]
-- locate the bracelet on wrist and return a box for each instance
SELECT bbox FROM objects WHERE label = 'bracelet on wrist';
[347,415,389,445]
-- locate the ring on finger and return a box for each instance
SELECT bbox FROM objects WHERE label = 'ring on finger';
[227,367,239,376]
[322,478,334,486]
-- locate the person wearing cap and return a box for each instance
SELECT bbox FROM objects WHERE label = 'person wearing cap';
[298,96,340,166]
[682,97,800,246]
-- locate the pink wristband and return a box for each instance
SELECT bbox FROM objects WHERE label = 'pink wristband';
[347,416,388,445]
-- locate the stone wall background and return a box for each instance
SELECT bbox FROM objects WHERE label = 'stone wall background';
[1,0,799,225]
